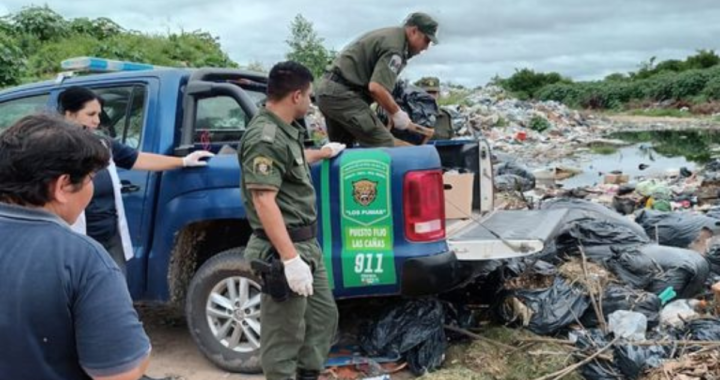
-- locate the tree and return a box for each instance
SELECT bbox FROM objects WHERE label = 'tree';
[0,31,25,87]
[11,5,69,42]
[685,49,720,70]
[654,59,685,73]
[604,73,627,82]
[285,14,333,79]
[500,68,569,99]
[0,6,240,88]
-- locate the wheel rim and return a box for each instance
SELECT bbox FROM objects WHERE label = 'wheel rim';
[206,276,262,353]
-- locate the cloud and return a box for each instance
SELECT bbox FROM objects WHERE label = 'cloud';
[2,0,719,86]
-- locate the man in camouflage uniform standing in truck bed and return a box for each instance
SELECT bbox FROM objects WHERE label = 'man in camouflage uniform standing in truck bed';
[316,12,439,147]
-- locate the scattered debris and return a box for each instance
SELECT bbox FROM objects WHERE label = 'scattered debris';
[309,86,720,380]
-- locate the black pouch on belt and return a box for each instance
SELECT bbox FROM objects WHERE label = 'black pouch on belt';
[250,250,291,302]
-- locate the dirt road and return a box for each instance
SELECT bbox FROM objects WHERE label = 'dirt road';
[137,304,263,380]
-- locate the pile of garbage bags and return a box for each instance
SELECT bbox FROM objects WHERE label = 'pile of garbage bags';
[350,197,719,379]
[359,299,448,376]
[494,161,536,192]
[484,198,719,379]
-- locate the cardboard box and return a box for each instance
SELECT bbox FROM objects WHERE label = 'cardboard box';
[443,173,475,219]
[604,174,629,185]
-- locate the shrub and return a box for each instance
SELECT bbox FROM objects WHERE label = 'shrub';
[528,115,551,132]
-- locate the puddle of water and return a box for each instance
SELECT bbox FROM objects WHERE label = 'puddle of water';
[547,129,720,188]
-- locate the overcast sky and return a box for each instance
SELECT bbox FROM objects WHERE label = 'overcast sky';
[2,0,719,87]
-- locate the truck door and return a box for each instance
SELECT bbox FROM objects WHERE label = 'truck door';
[87,82,159,295]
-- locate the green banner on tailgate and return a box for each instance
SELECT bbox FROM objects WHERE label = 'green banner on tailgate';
[339,150,396,287]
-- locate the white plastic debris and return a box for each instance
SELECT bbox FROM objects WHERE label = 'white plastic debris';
[659,299,706,327]
[608,310,648,341]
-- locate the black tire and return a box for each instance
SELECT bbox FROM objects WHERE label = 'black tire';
[185,248,263,373]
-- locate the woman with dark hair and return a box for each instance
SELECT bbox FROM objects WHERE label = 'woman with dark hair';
[59,86,214,272]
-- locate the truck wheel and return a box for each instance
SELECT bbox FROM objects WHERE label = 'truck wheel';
[186,248,263,373]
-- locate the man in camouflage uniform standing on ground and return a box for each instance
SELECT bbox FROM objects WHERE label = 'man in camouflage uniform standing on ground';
[418,77,455,140]
[239,61,345,380]
[316,12,439,147]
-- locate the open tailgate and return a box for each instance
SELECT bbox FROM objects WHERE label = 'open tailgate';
[447,209,568,261]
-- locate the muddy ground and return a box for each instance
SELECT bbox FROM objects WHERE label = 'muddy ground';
[138,304,262,380]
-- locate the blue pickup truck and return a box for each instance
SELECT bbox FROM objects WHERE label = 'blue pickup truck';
[0,58,563,373]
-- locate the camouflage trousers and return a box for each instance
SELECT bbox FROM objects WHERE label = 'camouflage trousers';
[245,236,338,380]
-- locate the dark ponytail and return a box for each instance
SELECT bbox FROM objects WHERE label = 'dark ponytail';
[58,86,103,114]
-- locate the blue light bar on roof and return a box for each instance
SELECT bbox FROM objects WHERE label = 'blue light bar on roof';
[61,56,156,73]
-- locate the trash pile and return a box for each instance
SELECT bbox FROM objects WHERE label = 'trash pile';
[478,156,720,379]
[484,198,720,380]
[328,197,720,380]
[306,84,720,380]
[453,85,587,136]
[306,84,624,165]
[439,85,623,165]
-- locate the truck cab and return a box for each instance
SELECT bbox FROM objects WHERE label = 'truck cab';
[0,57,565,373]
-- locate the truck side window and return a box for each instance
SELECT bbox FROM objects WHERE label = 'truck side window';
[0,94,50,132]
[195,96,249,145]
[94,85,147,150]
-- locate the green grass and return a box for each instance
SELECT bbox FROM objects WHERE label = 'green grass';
[590,145,619,155]
[626,108,694,118]
[496,116,509,128]
[421,326,582,380]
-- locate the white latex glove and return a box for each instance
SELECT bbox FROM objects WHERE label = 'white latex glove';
[391,110,411,130]
[321,142,346,158]
[283,256,314,297]
[183,150,215,167]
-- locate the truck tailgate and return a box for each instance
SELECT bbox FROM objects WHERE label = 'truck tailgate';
[447,209,568,261]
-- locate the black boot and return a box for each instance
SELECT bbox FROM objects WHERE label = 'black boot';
[297,368,320,380]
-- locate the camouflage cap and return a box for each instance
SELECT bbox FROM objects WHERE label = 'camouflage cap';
[418,76,440,92]
[405,12,439,44]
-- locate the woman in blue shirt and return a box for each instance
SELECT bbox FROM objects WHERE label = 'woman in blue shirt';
[59,86,213,273]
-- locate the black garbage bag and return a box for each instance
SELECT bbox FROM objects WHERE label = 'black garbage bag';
[704,158,720,172]
[470,259,557,306]
[502,258,558,278]
[614,343,669,380]
[605,247,663,290]
[441,301,476,342]
[540,198,649,239]
[581,285,662,328]
[635,210,720,248]
[405,328,446,376]
[380,81,438,145]
[555,220,650,262]
[499,278,590,335]
[617,185,636,196]
[705,237,720,275]
[640,245,710,298]
[359,299,445,375]
[495,174,535,192]
[676,318,720,341]
[495,162,536,187]
[573,329,623,380]
[539,198,650,261]
[612,196,638,215]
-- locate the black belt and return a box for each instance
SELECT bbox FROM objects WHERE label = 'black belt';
[254,221,317,242]
[325,71,370,100]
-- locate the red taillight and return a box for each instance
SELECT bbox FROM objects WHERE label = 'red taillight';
[404,170,446,242]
